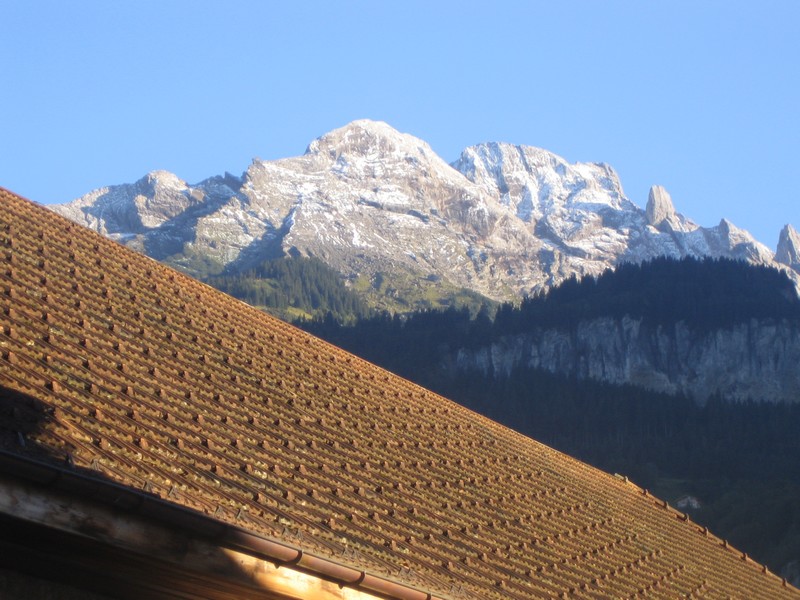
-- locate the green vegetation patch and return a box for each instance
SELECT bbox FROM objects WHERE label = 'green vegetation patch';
[206,256,370,324]
[355,269,493,316]
[163,248,227,279]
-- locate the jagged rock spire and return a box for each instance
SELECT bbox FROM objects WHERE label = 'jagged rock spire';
[645,185,677,229]
[776,224,800,268]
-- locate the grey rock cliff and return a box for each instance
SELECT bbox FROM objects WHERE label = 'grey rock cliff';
[454,317,800,403]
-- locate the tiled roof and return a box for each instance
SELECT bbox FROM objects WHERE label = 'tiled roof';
[0,187,796,599]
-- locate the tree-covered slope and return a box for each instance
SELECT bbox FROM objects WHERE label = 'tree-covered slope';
[493,256,800,334]
[206,256,371,323]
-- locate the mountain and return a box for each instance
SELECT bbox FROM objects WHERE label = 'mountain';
[304,256,800,404]
[50,120,799,307]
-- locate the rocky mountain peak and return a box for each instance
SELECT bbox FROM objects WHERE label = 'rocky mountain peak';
[294,120,462,191]
[777,224,800,268]
[141,169,185,188]
[451,142,633,232]
[49,120,800,304]
[453,142,565,180]
[646,185,677,229]
[305,119,434,163]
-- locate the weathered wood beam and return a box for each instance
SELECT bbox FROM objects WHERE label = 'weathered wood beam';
[0,474,381,600]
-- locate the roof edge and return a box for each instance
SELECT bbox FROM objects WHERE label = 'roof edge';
[0,450,447,600]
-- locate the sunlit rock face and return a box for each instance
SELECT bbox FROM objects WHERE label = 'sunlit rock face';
[777,224,800,269]
[645,185,692,232]
[51,120,798,300]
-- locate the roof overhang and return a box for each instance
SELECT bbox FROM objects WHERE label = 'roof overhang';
[0,451,441,600]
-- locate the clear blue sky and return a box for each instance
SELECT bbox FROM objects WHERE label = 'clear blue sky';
[2,1,798,248]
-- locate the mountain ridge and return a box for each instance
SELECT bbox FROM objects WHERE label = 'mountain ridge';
[50,120,800,305]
